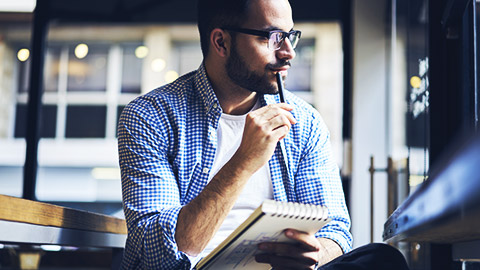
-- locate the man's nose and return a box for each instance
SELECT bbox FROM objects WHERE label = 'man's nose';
[276,38,296,61]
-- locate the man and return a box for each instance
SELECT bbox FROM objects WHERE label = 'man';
[118,0,409,269]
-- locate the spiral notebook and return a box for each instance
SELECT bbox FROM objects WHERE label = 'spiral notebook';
[195,200,330,270]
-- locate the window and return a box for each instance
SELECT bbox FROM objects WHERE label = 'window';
[121,43,143,94]
[390,0,430,189]
[44,45,61,92]
[288,38,315,93]
[17,45,61,93]
[171,41,203,76]
[67,44,108,92]
[116,105,126,137]
[13,42,144,140]
[65,105,107,138]
[14,104,57,138]
[5,24,338,204]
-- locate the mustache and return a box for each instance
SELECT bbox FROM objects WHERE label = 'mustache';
[267,60,291,69]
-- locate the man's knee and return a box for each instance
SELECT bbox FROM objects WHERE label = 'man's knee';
[320,243,409,270]
[355,243,409,269]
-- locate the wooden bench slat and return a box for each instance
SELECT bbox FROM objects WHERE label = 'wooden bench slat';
[0,195,127,235]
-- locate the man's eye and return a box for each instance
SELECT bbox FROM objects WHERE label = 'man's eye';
[260,36,270,42]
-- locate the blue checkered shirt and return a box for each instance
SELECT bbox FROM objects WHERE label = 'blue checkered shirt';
[118,64,352,269]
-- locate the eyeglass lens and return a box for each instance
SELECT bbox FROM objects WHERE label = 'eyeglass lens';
[269,31,300,50]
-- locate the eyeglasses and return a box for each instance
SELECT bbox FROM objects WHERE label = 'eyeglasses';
[223,27,302,51]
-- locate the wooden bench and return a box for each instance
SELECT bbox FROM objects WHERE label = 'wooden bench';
[0,194,127,268]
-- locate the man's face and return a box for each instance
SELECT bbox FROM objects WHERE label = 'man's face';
[225,0,296,95]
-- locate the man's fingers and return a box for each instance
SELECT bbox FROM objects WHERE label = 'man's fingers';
[249,104,297,125]
[255,230,323,269]
[271,125,290,141]
[269,114,292,132]
[246,105,296,142]
[233,103,297,174]
[254,103,294,114]
[258,242,318,262]
[284,229,321,252]
[255,252,317,270]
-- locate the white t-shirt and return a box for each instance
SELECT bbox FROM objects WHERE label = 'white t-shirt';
[201,102,274,256]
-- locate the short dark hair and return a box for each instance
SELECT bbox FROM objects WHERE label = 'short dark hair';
[197,0,251,57]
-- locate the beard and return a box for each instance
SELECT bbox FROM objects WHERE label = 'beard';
[225,42,290,95]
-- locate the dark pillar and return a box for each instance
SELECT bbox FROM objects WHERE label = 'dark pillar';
[23,0,49,200]
[341,0,353,210]
[427,0,476,269]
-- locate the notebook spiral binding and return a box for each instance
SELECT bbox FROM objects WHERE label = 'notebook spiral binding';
[263,200,329,222]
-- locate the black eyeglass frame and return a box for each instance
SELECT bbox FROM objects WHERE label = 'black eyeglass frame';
[222,27,302,50]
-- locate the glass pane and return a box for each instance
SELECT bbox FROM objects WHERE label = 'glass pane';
[14,104,26,137]
[2,28,31,198]
[44,45,61,92]
[17,45,61,93]
[67,44,108,92]
[35,25,125,210]
[392,0,429,193]
[14,104,57,138]
[17,51,30,93]
[121,43,143,94]
[477,1,480,120]
[288,38,315,92]
[65,105,107,138]
[171,41,203,75]
[42,105,58,138]
[405,0,429,183]
[116,105,126,138]
[0,166,23,197]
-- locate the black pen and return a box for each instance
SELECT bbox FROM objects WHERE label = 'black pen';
[275,72,291,185]
[276,72,286,103]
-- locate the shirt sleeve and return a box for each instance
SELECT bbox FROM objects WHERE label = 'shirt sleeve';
[118,101,192,269]
[294,112,353,253]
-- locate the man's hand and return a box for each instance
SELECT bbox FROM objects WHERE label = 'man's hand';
[232,103,297,175]
[255,229,343,270]
[176,103,296,256]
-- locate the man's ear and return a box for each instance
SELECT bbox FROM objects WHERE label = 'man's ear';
[210,28,230,57]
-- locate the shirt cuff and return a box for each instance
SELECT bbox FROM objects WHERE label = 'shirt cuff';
[316,232,353,254]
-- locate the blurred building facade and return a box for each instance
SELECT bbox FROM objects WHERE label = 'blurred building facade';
[0,14,344,216]
[2,0,480,269]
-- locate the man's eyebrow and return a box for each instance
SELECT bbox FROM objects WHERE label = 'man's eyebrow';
[261,26,279,31]
[262,26,295,32]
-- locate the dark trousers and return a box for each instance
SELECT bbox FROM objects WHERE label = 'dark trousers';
[319,243,410,270]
